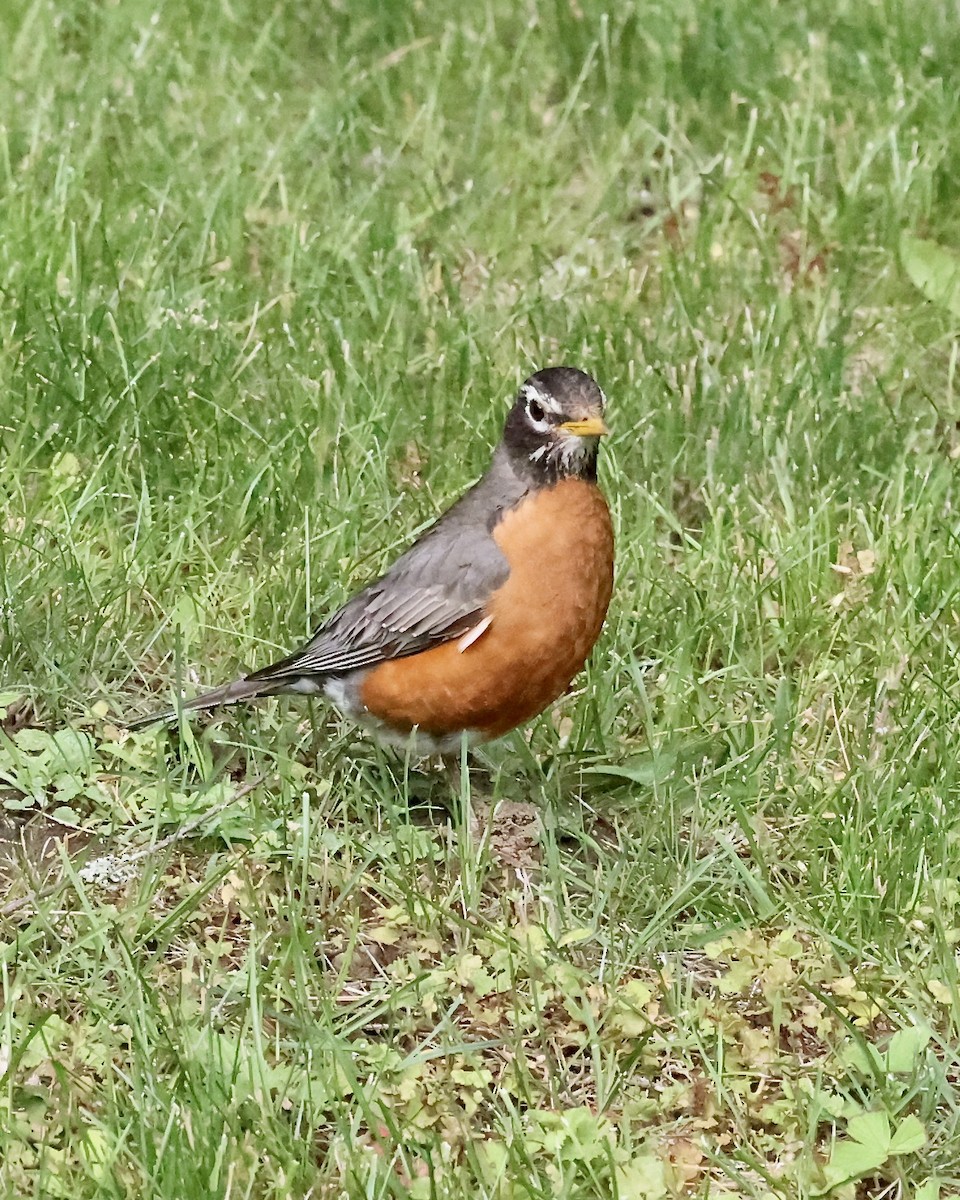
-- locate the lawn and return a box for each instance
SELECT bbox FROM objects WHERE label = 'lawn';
[2,0,960,1195]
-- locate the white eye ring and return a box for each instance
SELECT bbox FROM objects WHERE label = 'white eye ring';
[521,384,556,431]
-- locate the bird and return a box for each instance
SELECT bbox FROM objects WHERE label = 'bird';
[128,366,614,752]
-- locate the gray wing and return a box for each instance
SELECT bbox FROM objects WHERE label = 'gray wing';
[123,450,530,729]
[246,464,525,684]
[124,533,509,729]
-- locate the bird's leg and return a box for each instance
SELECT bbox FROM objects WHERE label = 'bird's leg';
[440,752,461,800]
[440,733,473,809]
[444,739,545,894]
[443,735,490,909]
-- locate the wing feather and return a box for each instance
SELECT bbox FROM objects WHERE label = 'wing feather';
[245,523,512,685]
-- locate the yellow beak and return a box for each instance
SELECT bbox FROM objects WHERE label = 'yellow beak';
[559,415,609,438]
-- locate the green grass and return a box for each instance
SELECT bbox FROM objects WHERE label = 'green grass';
[3,0,960,1195]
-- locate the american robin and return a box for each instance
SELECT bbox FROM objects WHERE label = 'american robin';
[129,366,614,750]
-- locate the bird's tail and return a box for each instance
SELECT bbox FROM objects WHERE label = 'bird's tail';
[124,676,281,731]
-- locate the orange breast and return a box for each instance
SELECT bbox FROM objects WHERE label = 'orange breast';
[359,479,614,740]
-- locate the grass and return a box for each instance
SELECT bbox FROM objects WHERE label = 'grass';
[2,0,960,1194]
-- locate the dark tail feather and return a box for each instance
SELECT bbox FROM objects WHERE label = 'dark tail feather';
[124,676,280,730]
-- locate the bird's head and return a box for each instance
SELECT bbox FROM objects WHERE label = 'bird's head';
[503,366,608,482]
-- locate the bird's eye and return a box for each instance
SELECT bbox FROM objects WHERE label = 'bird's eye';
[527,398,546,423]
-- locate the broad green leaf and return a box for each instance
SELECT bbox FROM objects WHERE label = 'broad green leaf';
[847,1110,891,1149]
[580,754,677,786]
[610,979,654,1036]
[901,233,960,319]
[79,1128,110,1181]
[1,792,37,811]
[837,1040,873,1072]
[889,1114,926,1155]
[9,728,54,755]
[454,953,496,997]
[884,1024,931,1074]
[620,979,653,1008]
[47,729,94,774]
[615,1154,668,1199]
[821,1137,888,1190]
[50,450,81,478]
[558,927,594,947]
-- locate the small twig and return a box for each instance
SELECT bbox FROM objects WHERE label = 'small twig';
[122,775,266,862]
[0,776,266,922]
